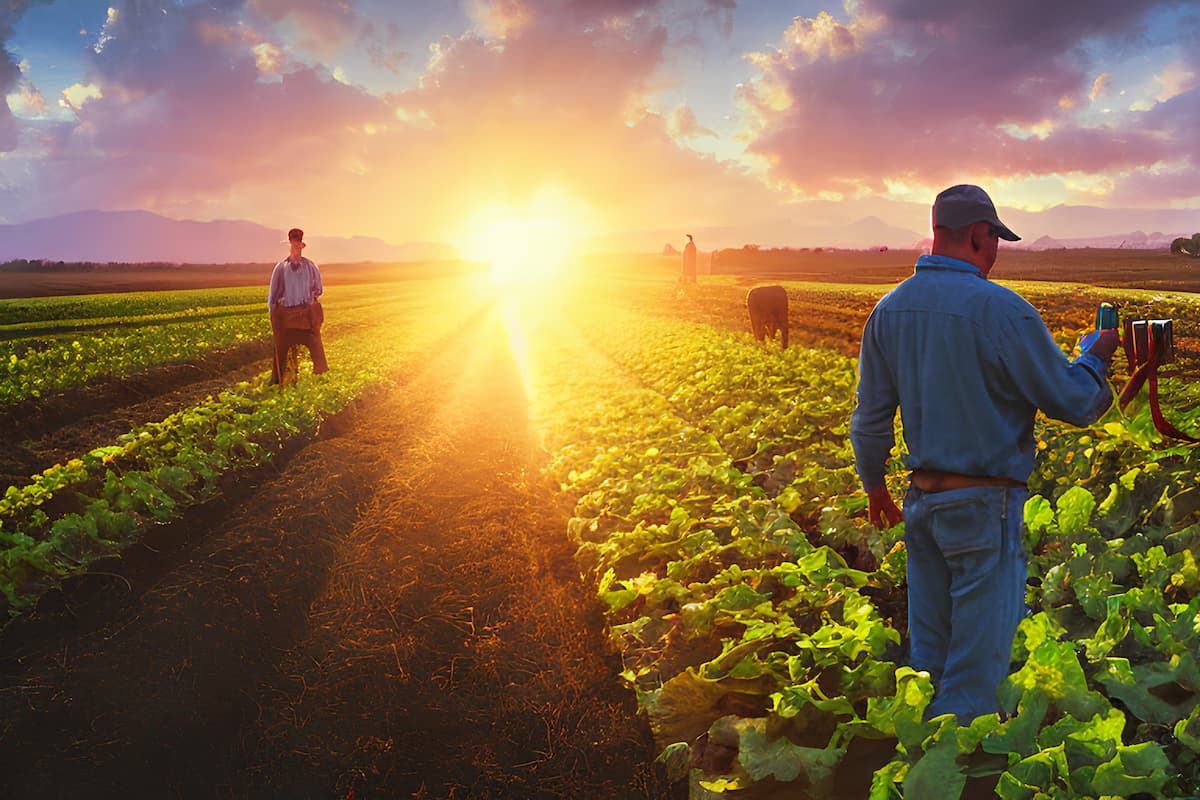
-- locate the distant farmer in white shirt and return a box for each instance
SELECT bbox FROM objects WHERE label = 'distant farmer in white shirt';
[267,227,327,385]
[681,234,697,283]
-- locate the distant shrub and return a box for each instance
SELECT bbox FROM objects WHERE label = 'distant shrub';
[1171,233,1200,257]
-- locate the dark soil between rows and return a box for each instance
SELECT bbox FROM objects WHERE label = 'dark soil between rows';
[0,304,674,799]
[0,338,275,483]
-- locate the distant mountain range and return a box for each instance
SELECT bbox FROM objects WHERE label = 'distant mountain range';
[829,215,1195,251]
[3,207,1194,265]
[1017,230,1188,251]
[658,216,1197,254]
[911,230,1192,252]
[0,210,459,264]
[657,215,924,250]
[803,216,925,249]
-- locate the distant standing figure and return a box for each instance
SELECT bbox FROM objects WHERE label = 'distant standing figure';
[681,234,697,283]
[746,285,788,348]
[268,227,328,385]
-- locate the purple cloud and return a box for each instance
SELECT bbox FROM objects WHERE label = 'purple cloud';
[741,0,1199,202]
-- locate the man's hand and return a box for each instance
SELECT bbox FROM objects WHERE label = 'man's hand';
[866,484,903,528]
[1084,329,1121,364]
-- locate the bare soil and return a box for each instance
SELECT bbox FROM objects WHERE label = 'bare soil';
[0,339,274,484]
[706,247,1200,292]
[0,304,674,799]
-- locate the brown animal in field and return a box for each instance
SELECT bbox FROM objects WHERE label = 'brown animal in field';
[746,285,788,348]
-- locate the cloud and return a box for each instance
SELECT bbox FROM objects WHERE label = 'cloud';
[1089,72,1112,102]
[0,1,52,149]
[668,104,715,139]
[366,42,408,76]
[246,0,362,58]
[14,1,387,223]
[252,41,284,75]
[59,82,102,111]
[0,0,786,248]
[347,0,786,243]
[467,0,536,38]
[1154,60,1197,103]
[739,0,1198,204]
[8,79,47,118]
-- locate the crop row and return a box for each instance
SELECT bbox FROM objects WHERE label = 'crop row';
[0,284,434,409]
[0,286,270,327]
[527,292,1200,798]
[0,277,487,616]
[0,314,269,407]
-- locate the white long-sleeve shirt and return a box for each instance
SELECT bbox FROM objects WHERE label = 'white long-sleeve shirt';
[268,257,323,308]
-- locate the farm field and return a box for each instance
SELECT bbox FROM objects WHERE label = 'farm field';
[0,252,1199,798]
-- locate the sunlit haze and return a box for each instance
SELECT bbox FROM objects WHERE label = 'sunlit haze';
[457,188,589,283]
[2,1,1199,258]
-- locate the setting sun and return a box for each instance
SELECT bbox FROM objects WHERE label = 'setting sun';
[457,189,594,284]
[470,216,573,283]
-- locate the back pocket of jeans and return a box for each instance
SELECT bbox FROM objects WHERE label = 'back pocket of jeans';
[928,492,994,559]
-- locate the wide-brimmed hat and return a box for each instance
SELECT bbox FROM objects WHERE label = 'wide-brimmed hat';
[932,185,1019,241]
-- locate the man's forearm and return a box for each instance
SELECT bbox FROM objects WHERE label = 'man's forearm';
[850,429,894,490]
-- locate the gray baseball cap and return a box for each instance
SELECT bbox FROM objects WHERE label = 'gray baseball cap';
[932,184,1020,241]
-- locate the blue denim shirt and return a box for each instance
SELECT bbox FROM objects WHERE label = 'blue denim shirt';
[850,254,1113,486]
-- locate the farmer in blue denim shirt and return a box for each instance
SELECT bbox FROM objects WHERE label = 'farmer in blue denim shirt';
[849,184,1121,723]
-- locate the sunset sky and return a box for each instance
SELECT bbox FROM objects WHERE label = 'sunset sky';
[2,0,1198,253]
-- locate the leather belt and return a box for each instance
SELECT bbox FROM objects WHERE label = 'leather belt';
[910,469,1025,493]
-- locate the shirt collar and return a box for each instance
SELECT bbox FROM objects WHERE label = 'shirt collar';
[915,253,982,277]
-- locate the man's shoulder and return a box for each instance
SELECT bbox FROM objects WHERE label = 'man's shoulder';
[875,269,1031,315]
[980,280,1039,317]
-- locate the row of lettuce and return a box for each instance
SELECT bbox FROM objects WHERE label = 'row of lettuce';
[0,287,270,408]
[0,284,411,409]
[528,295,1200,799]
[0,278,484,616]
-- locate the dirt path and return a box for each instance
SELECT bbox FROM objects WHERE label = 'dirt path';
[0,303,672,799]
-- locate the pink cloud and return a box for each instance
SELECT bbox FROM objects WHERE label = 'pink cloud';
[740,0,1199,203]
[247,0,362,58]
[10,0,779,246]
[18,2,387,222]
[333,0,774,241]
[668,104,715,140]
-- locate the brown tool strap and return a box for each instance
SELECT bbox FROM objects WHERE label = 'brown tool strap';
[1118,323,1199,443]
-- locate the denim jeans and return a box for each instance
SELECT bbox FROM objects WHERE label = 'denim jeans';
[903,484,1028,723]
